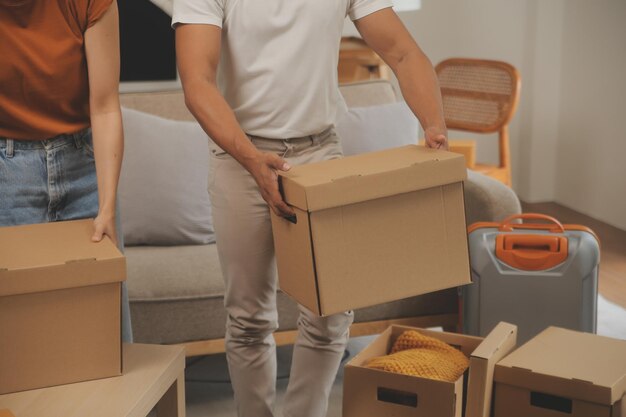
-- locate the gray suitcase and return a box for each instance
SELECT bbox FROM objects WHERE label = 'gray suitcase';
[462,213,600,344]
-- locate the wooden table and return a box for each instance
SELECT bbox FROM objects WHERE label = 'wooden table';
[0,344,185,417]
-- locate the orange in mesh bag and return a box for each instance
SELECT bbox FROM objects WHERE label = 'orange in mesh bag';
[365,330,469,382]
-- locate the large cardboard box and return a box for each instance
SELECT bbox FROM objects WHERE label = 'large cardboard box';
[271,145,470,316]
[0,220,125,394]
[494,326,626,417]
[343,322,517,417]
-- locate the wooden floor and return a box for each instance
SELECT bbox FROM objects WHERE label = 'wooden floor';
[522,202,626,308]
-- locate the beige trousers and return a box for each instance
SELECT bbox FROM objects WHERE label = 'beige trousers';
[208,128,354,417]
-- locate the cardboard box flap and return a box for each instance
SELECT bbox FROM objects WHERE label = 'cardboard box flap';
[280,145,467,211]
[495,327,626,405]
[465,322,518,417]
[470,321,518,360]
[0,219,126,297]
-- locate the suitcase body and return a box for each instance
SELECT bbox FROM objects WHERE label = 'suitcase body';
[462,214,600,344]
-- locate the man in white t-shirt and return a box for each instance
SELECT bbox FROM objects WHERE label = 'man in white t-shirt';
[173,1,448,416]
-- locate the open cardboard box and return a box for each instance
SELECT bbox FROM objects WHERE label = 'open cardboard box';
[494,326,626,417]
[0,220,125,394]
[271,144,471,316]
[343,322,517,417]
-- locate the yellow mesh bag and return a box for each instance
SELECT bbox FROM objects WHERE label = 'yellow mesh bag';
[365,330,470,382]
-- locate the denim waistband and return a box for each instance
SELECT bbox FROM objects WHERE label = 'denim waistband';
[0,128,89,151]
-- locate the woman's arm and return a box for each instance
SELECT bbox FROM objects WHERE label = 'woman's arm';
[84,2,124,244]
[355,8,448,149]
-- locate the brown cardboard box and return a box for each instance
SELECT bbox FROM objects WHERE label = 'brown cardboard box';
[271,145,470,316]
[343,322,517,417]
[0,220,125,395]
[494,327,626,417]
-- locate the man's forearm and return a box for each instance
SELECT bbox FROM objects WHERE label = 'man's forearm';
[394,49,447,136]
[91,110,123,215]
[183,79,261,171]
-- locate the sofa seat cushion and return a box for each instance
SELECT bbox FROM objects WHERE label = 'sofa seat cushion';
[126,244,459,344]
[465,170,522,223]
[126,244,224,302]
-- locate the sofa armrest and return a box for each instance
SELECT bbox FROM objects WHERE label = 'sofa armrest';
[464,170,521,224]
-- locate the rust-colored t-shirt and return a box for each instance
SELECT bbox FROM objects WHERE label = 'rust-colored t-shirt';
[0,0,113,140]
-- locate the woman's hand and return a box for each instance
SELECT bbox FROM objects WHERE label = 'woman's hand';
[92,211,118,245]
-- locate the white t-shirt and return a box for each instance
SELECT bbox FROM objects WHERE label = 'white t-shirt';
[172,0,393,139]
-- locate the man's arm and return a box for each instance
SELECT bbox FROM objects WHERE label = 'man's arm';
[354,8,448,149]
[85,2,124,244]
[175,24,294,217]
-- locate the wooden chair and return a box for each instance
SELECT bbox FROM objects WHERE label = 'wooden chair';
[435,58,521,186]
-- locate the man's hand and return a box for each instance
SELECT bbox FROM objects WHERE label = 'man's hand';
[247,152,295,218]
[424,126,449,150]
[92,212,118,246]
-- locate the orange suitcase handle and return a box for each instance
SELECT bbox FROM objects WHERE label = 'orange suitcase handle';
[498,213,565,233]
[496,214,569,270]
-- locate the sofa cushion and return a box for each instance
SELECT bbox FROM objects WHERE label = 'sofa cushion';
[119,107,215,246]
[339,80,398,107]
[120,91,194,122]
[125,244,223,301]
[465,170,522,223]
[336,101,419,156]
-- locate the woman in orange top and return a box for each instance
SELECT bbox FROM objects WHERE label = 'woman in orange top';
[0,0,131,341]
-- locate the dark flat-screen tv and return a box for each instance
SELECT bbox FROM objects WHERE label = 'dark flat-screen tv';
[118,0,176,82]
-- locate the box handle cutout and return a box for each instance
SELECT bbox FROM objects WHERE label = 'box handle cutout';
[65,258,97,264]
[377,387,418,408]
[277,176,297,224]
[530,391,572,414]
[330,174,362,183]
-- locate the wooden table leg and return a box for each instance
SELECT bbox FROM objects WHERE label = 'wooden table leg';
[155,372,185,417]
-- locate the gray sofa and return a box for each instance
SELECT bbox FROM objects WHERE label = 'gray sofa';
[120,80,521,356]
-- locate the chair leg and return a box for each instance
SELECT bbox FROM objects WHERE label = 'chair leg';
[499,126,512,186]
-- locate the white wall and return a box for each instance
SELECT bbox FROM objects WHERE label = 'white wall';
[554,0,626,230]
[400,0,626,230]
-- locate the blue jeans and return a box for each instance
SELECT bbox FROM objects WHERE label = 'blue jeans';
[0,129,133,342]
